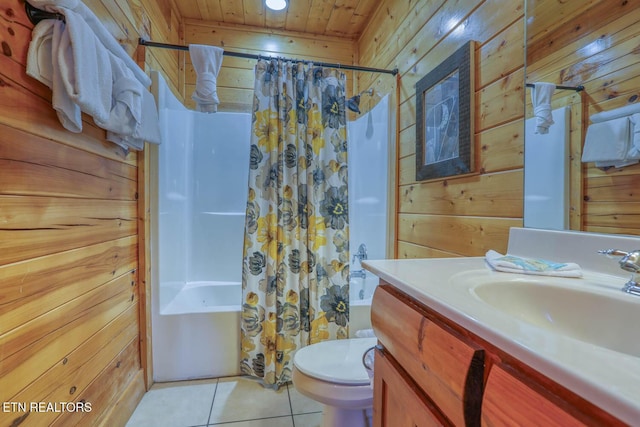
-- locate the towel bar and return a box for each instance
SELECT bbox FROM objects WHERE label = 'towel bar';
[526,83,584,92]
[25,2,65,25]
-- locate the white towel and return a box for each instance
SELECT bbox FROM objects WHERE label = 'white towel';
[57,7,113,125]
[189,44,224,113]
[485,250,582,277]
[95,52,143,142]
[27,19,83,132]
[27,0,150,87]
[25,0,160,150]
[106,90,162,150]
[581,116,633,168]
[530,82,556,134]
[628,113,640,158]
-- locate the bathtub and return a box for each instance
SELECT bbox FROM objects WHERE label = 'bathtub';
[162,281,242,314]
[152,275,379,382]
[150,71,389,383]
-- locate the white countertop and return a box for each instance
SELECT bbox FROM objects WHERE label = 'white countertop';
[363,256,640,425]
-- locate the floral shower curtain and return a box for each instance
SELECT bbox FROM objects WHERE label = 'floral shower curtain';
[240,59,350,387]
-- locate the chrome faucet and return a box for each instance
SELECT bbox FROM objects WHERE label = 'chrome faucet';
[352,243,368,264]
[598,249,640,296]
[351,243,368,280]
[351,269,367,279]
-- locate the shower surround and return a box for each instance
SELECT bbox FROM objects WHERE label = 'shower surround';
[150,71,390,381]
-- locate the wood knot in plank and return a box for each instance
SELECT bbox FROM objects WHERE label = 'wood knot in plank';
[2,41,12,57]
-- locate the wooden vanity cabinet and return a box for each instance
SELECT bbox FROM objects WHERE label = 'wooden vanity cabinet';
[374,348,446,426]
[371,284,484,426]
[481,365,584,426]
[371,284,625,427]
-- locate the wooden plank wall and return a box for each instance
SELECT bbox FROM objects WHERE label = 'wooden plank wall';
[0,0,181,425]
[182,19,358,112]
[357,0,526,258]
[526,0,640,236]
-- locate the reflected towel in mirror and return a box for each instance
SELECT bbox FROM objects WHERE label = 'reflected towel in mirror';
[530,82,556,134]
[581,116,636,168]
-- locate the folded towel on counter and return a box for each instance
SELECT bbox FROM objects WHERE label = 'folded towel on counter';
[485,250,582,277]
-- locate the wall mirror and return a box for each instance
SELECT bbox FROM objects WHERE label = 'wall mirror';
[524,1,589,231]
[525,0,640,236]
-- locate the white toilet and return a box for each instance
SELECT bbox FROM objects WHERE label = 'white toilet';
[292,337,377,427]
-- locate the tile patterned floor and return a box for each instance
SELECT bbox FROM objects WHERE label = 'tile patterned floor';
[126,375,323,427]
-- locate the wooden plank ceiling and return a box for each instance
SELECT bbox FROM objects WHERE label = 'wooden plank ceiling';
[175,0,380,38]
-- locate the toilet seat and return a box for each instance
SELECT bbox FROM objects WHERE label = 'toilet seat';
[293,337,377,385]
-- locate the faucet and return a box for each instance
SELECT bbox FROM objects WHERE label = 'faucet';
[351,269,367,280]
[352,243,368,265]
[351,243,368,280]
[598,249,640,296]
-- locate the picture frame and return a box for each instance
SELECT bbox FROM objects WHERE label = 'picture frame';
[415,41,475,181]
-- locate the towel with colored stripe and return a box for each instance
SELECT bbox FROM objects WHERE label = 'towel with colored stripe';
[485,250,582,277]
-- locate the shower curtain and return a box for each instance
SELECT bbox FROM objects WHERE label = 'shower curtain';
[240,59,350,387]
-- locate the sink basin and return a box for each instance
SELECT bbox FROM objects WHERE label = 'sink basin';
[467,278,640,357]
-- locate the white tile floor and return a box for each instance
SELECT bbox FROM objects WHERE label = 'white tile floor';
[126,375,323,427]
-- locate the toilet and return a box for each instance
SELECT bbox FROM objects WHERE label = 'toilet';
[292,337,377,427]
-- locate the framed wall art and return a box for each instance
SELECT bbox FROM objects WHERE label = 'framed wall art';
[415,41,475,181]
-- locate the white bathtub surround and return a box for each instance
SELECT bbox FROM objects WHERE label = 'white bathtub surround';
[347,94,390,286]
[150,71,389,383]
[150,71,249,381]
[524,106,569,230]
[363,227,640,425]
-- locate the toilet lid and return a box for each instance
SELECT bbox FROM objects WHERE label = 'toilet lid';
[293,337,377,385]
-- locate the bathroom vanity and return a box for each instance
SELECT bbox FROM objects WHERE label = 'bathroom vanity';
[365,228,640,426]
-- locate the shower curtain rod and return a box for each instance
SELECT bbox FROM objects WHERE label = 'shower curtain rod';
[139,39,399,76]
[24,3,398,75]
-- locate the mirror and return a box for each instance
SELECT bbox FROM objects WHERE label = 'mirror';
[525,1,640,236]
[524,1,588,231]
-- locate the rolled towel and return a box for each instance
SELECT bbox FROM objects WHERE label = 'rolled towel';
[485,250,582,277]
[531,82,556,134]
[189,44,224,113]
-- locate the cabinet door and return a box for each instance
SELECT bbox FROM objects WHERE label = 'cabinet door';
[374,349,449,427]
[482,366,585,427]
[372,285,484,426]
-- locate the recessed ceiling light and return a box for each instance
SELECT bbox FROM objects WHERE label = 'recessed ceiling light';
[266,0,287,11]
